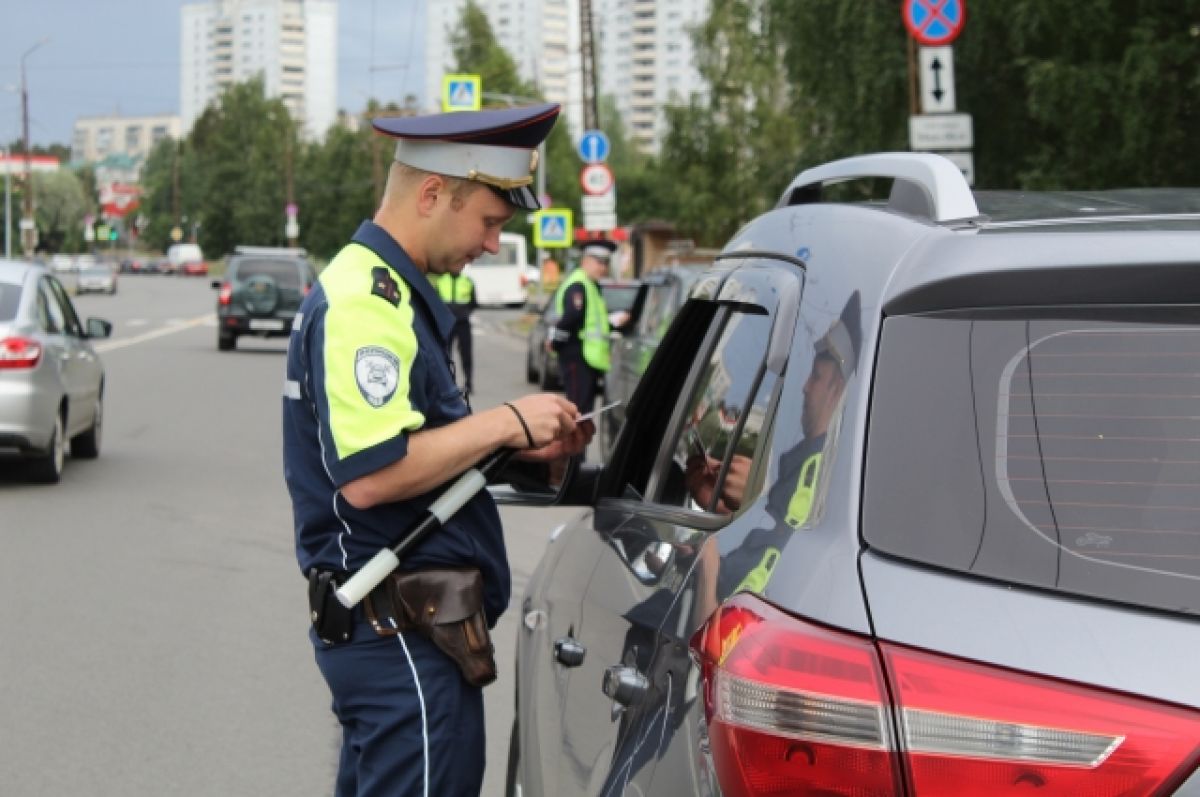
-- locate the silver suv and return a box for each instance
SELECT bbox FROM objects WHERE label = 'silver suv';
[503,153,1200,797]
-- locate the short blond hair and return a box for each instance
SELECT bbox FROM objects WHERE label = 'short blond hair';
[385,161,483,209]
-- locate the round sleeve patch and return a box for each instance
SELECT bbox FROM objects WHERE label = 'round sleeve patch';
[355,346,401,407]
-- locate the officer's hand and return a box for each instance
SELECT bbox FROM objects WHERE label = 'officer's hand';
[504,393,577,450]
[521,418,594,463]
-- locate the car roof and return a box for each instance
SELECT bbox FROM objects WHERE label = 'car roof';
[729,153,1200,317]
[0,258,43,285]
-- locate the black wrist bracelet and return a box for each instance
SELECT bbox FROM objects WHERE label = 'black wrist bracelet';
[504,402,537,449]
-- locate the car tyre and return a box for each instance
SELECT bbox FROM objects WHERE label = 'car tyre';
[218,331,236,351]
[504,717,523,797]
[28,411,65,484]
[71,393,103,459]
[539,351,556,390]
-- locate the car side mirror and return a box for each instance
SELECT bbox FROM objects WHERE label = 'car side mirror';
[489,456,602,507]
[85,318,113,339]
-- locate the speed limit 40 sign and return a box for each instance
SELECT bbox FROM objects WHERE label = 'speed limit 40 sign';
[580,163,615,196]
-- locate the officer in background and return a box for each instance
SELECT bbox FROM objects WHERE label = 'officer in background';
[550,240,618,417]
[430,270,477,396]
[283,102,592,797]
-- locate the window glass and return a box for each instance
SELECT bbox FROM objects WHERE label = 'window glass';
[865,312,1200,618]
[47,278,83,336]
[39,280,65,334]
[655,310,774,515]
[233,258,305,288]
[0,283,20,321]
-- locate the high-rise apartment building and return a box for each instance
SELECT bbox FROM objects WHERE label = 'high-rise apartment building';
[593,0,707,152]
[180,0,338,140]
[425,0,582,139]
[425,0,705,152]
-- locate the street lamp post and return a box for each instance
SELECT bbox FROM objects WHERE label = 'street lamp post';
[20,38,49,257]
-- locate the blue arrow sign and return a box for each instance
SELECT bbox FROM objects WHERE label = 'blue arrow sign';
[577,130,610,164]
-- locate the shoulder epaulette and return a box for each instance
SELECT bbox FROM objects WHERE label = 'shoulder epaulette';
[371,266,401,307]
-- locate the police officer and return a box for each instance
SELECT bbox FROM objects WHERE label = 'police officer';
[551,240,617,417]
[282,102,592,797]
[430,270,477,395]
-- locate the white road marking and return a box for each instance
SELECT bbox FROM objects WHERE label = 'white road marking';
[94,314,214,353]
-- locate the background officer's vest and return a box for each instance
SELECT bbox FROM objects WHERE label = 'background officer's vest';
[432,273,473,305]
[555,269,610,372]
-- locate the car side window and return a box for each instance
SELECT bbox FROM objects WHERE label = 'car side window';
[38,280,65,334]
[46,278,83,336]
[653,310,775,515]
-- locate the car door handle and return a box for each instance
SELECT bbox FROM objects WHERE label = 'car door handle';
[602,665,649,707]
[553,637,586,667]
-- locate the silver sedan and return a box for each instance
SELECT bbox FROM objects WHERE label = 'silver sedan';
[0,259,112,482]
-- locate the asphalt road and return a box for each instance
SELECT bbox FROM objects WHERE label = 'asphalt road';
[0,272,580,795]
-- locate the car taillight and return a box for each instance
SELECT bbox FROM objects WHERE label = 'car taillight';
[0,336,42,369]
[218,284,232,305]
[690,593,1200,797]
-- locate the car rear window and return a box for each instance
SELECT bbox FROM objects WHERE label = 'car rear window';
[0,283,19,321]
[864,310,1200,618]
[232,258,306,288]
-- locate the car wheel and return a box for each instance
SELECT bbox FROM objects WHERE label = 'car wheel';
[28,411,65,484]
[71,393,103,459]
[539,351,556,390]
[218,331,236,351]
[526,349,539,384]
[504,717,523,797]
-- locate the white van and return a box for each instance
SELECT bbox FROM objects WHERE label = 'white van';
[463,232,536,307]
[166,243,204,274]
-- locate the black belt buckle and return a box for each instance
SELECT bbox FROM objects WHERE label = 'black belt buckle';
[308,569,354,644]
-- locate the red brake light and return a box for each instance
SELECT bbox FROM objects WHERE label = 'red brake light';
[690,594,901,796]
[883,643,1200,796]
[690,593,1200,797]
[0,336,42,369]
[218,283,232,305]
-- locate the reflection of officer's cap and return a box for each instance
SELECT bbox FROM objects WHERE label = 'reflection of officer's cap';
[372,102,560,211]
[814,291,862,380]
[581,240,617,262]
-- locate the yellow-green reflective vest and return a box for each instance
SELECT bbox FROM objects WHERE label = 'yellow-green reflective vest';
[554,269,610,372]
[734,451,823,594]
[432,273,473,305]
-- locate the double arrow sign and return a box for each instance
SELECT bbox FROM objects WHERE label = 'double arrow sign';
[918,46,956,114]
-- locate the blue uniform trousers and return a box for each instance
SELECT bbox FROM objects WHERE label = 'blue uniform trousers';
[313,621,485,796]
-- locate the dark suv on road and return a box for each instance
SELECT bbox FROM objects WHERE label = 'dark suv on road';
[500,153,1200,797]
[212,246,316,351]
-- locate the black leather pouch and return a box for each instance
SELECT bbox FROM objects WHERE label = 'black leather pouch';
[308,569,353,644]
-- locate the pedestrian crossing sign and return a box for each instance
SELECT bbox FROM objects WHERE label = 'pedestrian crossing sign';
[532,209,573,248]
[442,74,481,112]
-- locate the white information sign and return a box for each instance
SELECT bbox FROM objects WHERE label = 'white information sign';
[909,113,974,150]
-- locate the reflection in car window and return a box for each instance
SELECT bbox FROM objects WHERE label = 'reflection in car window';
[656,310,774,514]
[865,313,1200,618]
[233,259,306,288]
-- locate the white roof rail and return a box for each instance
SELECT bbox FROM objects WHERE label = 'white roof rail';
[778,152,979,223]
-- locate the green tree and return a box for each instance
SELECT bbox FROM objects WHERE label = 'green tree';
[29,169,88,253]
[295,114,378,260]
[185,77,296,256]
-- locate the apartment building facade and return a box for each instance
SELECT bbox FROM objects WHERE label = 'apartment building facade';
[180,0,337,139]
[71,115,182,164]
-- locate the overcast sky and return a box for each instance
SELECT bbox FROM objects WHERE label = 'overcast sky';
[0,0,426,148]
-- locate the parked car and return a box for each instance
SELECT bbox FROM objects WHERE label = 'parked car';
[525,277,642,390]
[500,153,1200,797]
[75,264,118,295]
[0,258,112,482]
[601,263,707,454]
[212,246,316,351]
